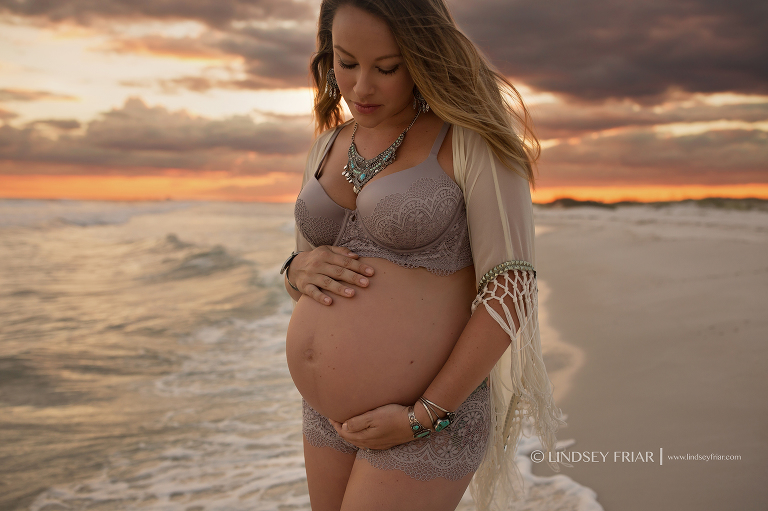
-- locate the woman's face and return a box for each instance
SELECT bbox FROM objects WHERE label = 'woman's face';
[331,5,415,128]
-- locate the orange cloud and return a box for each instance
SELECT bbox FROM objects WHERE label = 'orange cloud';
[0,88,78,102]
[0,172,301,202]
[102,35,240,62]
[531,184,768,204]
[5,174,768,205]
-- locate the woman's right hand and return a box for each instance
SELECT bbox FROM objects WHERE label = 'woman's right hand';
[287,246,375,305]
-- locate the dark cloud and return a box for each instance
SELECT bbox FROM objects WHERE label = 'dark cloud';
[3,1,766,101]
[532,100,768,139]
[107,25,317,90]
[0,97,312,174]
[26,119,82,130]
[538,128,768,186]
[221,25,316,87]
[450,0,768,103]
[0,0,313,28]
[0,88,78,102]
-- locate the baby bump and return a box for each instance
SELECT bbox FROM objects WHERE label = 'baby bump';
[286,258,475,423]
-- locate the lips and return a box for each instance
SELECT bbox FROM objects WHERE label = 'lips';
[353,102,381,114]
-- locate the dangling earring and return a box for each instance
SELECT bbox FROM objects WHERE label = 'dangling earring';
[325,68,340,100]
[413,87,430,113]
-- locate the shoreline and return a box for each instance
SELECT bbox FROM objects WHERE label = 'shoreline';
[530,205,768,510]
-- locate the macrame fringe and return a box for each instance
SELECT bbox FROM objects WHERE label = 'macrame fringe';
[468,269,567,511]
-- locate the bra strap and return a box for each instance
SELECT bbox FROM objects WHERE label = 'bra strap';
[315,122,348,179]
[429,122,451,157]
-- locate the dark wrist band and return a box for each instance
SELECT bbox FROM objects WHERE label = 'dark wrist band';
[285,268,300,291]
[280,251,302,291]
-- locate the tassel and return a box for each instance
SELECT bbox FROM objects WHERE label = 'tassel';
[468,268,567,510]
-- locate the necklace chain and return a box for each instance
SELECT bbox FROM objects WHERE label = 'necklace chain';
[342,111,421,194]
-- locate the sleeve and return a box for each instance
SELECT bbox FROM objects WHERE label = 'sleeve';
[453,126,567,507]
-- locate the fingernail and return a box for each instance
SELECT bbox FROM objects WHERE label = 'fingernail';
[324,297,331,304]
[360,277,368,285]
[345,288,353,296]
[365,268,374,275]
[342,423,348,431]
[348,252,356,257]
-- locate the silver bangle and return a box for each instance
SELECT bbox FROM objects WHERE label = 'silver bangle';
[420,397,456,432]
[419,398,436,427]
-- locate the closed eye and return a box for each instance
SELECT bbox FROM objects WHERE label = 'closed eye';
[337,58,400,76]
[378,65,399,75]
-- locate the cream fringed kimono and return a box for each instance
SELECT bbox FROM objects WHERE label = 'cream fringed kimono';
[293,124,565,509]
[452,126,566,509]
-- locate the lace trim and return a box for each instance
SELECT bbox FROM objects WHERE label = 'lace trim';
[363,175,462,251]
[359,381,491,481]
[468,267,567,510]
[302,399,358,455]
[338,199,473,276]
[294,198,342,248]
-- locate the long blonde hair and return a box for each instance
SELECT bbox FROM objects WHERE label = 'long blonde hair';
[310,0,540,186]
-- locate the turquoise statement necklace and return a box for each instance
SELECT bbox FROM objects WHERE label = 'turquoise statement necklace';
[342,111,421,194]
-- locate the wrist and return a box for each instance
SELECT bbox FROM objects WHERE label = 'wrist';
[283,251,302,291]
[413,400,435,432]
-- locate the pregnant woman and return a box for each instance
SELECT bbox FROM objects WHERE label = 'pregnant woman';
[281,1,564,509]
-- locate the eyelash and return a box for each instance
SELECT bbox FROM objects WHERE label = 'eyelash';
[337,58,400,75]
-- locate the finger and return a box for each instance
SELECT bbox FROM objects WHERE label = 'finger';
[329,246,359,258]
[305,283,333,306]
[329,254,375,284]
[310,266,358,297]
[310,273,355,299]
[330,422,369,448]
[344,414,374,433]
[334,247,375,278]
[317,265,366,297]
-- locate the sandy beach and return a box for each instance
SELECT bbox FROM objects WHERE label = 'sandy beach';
[530,203,768,510]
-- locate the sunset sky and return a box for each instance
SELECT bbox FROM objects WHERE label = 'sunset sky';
[1,0,766,203]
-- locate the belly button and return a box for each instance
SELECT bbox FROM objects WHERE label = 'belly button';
[304,348,315,361]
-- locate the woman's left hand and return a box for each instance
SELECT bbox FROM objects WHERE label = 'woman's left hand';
[329,404,415,451]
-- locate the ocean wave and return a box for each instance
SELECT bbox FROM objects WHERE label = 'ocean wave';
[0,199,193,229]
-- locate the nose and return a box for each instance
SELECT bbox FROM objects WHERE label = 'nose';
[353,69,376,100]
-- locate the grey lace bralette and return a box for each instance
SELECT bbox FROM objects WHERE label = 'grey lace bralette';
[294,121,473,276]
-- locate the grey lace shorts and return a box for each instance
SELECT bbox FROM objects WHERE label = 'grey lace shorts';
[302,380,491,481]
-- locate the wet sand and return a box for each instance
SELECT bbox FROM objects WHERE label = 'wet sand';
[530,204,768,510]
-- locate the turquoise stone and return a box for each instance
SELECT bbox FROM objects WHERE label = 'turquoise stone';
[435,418,450,432]
[412,425,419,431]
[361,173,366,179]
[416,430,431,439]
